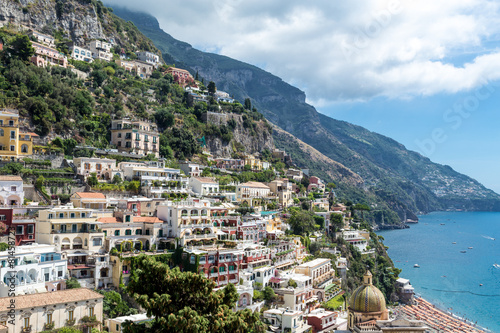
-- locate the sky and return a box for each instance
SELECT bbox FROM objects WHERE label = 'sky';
[105,0,500,193]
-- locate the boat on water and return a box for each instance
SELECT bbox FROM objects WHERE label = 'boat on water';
[452,242,456,244]
[440,223,445,225]
[414,264,420,268]
[468,247,473,249]
[493,263,500,269]
[460,250,467,253]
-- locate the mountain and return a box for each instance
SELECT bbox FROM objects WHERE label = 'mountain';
[110,6,500,220]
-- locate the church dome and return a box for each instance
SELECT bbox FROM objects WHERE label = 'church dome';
[349,271,387,313]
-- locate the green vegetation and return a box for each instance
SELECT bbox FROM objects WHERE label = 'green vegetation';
[124,255,265,332]
[66,277,81,289]
[323,294,345,311]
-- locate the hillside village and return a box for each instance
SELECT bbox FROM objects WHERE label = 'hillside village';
[0,20,450,333]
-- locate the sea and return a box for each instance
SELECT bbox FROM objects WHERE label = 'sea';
[377,211,500,333]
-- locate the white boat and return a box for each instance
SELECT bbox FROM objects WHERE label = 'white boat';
[468,247,473,249]
[493,263,500,269]
[460,250,467,253]
[452,242,457,244]
[414,264,420,268]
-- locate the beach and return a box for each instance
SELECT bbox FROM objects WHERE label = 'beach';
[394,297,487,333]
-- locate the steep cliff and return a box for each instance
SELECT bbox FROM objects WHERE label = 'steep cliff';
[0,0,158,55]
[203,112,274,157]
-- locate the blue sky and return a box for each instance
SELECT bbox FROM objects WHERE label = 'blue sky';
[105,0,500,193]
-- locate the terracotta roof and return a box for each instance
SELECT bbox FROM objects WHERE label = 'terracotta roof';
[74,192,106,199]
[20,132,39,137]
[193,177,218,184]
[0,175,22,181]
[0,288,103,310]
[239,181,270,189]
[98,217,120,223]
[134,216,162,223]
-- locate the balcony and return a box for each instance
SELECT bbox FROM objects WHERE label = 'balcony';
[210,272,218,278]
[184,233,217,240]
[219,271,227,276]
[229,279,238,284]
[219,280,228,285]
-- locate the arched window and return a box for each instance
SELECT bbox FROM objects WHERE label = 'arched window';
[21,144,28,153]
[0,129,4,136]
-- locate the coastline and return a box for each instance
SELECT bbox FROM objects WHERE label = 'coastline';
[397,297,489,333]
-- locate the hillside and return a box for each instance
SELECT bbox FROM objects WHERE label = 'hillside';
[110,6,500,218]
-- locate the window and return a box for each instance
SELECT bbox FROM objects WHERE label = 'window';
[93,238,102,246]
[135,133,140,141]
[70,213,75,218]
[89,307,94,317]
[125,229,132,235]
[125,133,132,139]
[0,215,5,221]
[24,317,30,328]
[81,212,86,218]
[68,310,74,321]
[0,129,3,136]
[118,133,122,138]
[27,225,34,234]
[59,213,64,218]
[135,229,142,235]
[125,215,131,222]
[116,324,120,332]
[21,144,28,153]
[117,141,121,147]
[47,313,52,324]
[16,225,23,235]
[125,142,131,148]
[114,230,120,236]
[10,131,15,139]
[10,145,14,151]
[48,213,53,219]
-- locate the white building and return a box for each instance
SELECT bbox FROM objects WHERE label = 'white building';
[0,288,103,333]
[89,40,113,61]
[263,308,311,333]
[36,204,112,288]
[0,175,23,206]
[157,199,216,246]
[72,157,117,180]
[136,51,160,67]
[106,313,152,333]
[340,230,368,251]
[69,45,93,63]
[189,177,219,196]
[236,182,271,202]
[179,162,201,177]
[0,244,67,297]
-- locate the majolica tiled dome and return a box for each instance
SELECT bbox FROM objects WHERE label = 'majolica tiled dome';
[349,271,387,313]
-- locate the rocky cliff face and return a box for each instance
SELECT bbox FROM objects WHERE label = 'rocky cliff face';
[0,0,105,45]
[204,112,274,157]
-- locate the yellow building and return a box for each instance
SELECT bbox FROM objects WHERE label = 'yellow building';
[244,154,263,171]
[0,110,36,161]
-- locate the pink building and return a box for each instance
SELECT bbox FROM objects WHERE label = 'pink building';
[308,176,326,192]
[307,308,339,333]
[166,67,196,87]
[30,42,68,68]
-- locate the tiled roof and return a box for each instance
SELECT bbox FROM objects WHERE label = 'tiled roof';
[74,192,106,199]
[134,216,162,223]
[0,175,22,181]
[240,181,270,189]
[98,217,120,223]
[193,177,218,184]
[0,288,103,310]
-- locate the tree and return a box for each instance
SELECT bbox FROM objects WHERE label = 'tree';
[63,138,78,155]
[313,215,325,229]
[112,174,122,184]
[309,242,321,255]
[66,278,81,289]
[87,173,99,187]
[99,290,136,319]
[244,98,252,110]
[4,35,35,62]
[0,242,9,250]
[288,210,316,236]
[262,286,276,303]
[207,81,216,96]
[127,181,141,194]
[327,182,336,189]
[154,108,175,130]
[124,255,265,333]
[330,213,344,232]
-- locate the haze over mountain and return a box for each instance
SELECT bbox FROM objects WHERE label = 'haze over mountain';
[110,6,500,222]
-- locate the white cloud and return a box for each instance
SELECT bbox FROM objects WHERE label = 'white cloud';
[104,0,500,105]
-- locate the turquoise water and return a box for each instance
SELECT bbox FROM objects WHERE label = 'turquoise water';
[377,212,500,332]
